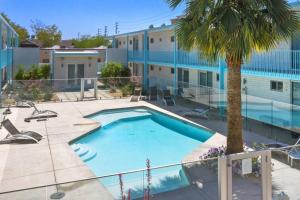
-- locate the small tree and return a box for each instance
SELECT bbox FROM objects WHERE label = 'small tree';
[15,65,25,80]
[31,20,62,47]
[101,62,123,78]
[39,64,51,79]
[72,35,109,48]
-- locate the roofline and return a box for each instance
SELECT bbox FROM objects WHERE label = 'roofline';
[0,15,19,36]
[53,51,100,57]
[41,47,106,50]
[109,24,174,39]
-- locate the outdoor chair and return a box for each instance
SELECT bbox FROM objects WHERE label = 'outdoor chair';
[0,119,43,144]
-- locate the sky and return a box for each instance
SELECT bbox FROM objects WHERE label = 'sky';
[0,0,185,39]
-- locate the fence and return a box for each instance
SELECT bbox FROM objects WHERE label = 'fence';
[0,146,299,200]
[147,77,300,142]
[0,76,143,106]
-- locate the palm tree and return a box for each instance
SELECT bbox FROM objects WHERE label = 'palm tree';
[167,0,299,154]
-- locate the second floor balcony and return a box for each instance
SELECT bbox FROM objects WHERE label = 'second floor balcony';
[127,49,300,78]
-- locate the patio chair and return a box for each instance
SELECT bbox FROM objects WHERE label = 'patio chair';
[130,88,142,102]
[288,138,300,160]
[24,102,58,122]
[162,89,175,106]
[149,86,158,101]
[16,100,31,108]
[183,108,211,119]
[1,119,43,144]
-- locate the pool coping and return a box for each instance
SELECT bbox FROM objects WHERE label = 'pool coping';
[70,105,217,143]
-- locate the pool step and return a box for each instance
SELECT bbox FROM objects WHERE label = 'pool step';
[71,143,97,162]
[82,148,97,162]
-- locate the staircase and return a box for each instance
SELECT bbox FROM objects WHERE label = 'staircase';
[71,143,97,162]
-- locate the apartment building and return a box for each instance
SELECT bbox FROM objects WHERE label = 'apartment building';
[0,15,19,90]
[110,3,300,106]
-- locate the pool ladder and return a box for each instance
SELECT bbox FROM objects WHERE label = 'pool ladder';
[71,143,97,162]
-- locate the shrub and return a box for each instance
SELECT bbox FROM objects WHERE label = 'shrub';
[101,62,131,78]
[120,83,134,96]
[39,64,51,79]
[15,65,25,80]
[14,64,51,80]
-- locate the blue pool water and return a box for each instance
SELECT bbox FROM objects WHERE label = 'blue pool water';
[72,108,213,198]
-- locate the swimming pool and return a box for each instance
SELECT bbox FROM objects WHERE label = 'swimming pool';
[71,107,213,198]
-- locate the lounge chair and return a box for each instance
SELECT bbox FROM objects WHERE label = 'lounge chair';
[130,88,142,102]
[288,138,300,161]
[1,119,43,144]
[24,102,58,122]
[149,86,158,101]
[183,108,210,119]
[162,90,175,106]
[16,100,31,108]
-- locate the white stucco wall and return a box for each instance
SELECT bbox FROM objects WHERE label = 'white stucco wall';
[148,30,174,51]
[242,75,291,104]
[13,47,40,76]
[53,56,98,80]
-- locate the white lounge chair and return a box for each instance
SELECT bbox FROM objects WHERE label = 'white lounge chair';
[183,108,210,119]
[1,119,42,144]
[24,102,58,122]
[130,88,142,102]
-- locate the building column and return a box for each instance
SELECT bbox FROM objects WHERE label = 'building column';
[0,21,2,91]
[173,30,177,95]
[143,30,148,90]
[112,37,116,48]
[219,57,225,90]
[15,34,19,47]
[126,34,129,67]
[219,57,225,116]
[7,28,11,82]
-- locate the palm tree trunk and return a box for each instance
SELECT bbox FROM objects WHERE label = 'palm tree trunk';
[226,57,244,154]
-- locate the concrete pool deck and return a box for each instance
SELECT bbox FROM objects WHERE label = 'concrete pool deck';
[0,99,225,199]
[0,99,299,199]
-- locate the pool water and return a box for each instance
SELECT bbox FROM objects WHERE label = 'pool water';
[72,108,213,198]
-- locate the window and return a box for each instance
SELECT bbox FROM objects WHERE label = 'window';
[171,36,175,42]
[119,41,121,45]
[130,40,132,45]
[271,81,283,92]
[198,71,213,87]
[216,73,220,82]
[150,38,154,43]
[199,72,207,86]
[171,68,174,74]
[150,65,154,71]
[159,38,162,42]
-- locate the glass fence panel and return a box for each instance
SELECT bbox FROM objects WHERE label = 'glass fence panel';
[231,156,263,200]
[0,77,143,106]
[0,158,219,200]
[271,145,300,200]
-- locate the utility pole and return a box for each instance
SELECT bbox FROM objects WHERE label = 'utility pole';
[104,26,108,37]
[97,28,102,37]
[115,22,119,35]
